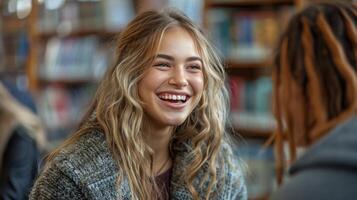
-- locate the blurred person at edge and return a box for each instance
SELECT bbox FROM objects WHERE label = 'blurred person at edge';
[271,2,357,200]
[29,9,247,200]
[0,80,46,200]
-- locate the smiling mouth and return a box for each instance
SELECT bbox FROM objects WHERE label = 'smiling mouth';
[158,93,189,103]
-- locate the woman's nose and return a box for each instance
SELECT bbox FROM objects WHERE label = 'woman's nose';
[168,67,188,87]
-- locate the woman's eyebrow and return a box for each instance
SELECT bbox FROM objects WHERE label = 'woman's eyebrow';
[186,56,203,63]
[156,54,174,61]
[156,54,202,63]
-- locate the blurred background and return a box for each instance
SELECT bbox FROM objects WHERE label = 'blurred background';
[0,0,354,199]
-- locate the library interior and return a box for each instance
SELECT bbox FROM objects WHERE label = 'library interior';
[1,0,356,199]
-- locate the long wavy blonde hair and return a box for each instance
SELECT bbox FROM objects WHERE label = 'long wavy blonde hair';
[272,2,357,184]
[47,10,230,200]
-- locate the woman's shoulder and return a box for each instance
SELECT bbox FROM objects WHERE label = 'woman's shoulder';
[46,131,118,185]
[55,130,107,159]
[31,130,120,199]
[52,130,117,177]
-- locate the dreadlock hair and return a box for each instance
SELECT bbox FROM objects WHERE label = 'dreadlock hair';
[272,2,357,184]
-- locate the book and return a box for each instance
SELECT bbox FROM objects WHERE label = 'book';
[207,8,291,62]
[207,9,232,58]
[167,0,203,25]
[40,36,109,81]
[229,76,275,132]
[103,0,135,31]
[38,83,96,141]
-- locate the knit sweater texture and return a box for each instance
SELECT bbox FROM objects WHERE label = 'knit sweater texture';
[30,131,247,199]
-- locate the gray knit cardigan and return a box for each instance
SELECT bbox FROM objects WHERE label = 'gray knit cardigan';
[30,131,247,199]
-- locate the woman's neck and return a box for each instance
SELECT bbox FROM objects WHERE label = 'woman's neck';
[143,123,173,175]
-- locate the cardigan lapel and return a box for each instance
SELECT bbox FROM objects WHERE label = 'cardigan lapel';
[169,141,216,200]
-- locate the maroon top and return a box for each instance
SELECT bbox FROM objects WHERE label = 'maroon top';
[155,167,172,200]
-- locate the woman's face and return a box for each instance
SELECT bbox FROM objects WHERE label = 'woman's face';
[138,26,204,129]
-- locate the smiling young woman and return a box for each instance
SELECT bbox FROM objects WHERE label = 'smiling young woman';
[30,10,247,200]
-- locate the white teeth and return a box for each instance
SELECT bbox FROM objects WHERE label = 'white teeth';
[159,94,187,101]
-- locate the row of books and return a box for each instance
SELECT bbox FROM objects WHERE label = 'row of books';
[39,36,111,81]
[228,76,275,131]
[229,76,272,113]
[37,83,96,140]
[37,0,135,33]
[207,7,294,61]
[0,29,28,72]
[34,0,134,143]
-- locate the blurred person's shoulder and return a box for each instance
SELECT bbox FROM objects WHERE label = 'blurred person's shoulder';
[4,125,38,162]
[10,125,36,144]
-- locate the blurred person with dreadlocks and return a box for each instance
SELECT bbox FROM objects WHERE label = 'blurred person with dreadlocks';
[271,2,357,200]
[0,80,46,200]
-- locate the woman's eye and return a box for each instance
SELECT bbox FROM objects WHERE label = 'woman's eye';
[154,63,170,68]
[188,65,202,71]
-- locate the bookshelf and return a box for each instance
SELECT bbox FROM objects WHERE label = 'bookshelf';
[0,2,30,81]
[25,0,205,148]
[28,0,135,90]
[203,0,303,198]
[225,59,273,69]
[204,0,302,138]
[35,30,118,40]
[26,0,135,144]
[207,0,296,7]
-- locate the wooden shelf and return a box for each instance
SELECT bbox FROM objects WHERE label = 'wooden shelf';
[39,77,99,85]
[208,0,295,8]
[225,59,273,69]
[0,67,26,75]
[35,29,120,40]
[249,196,269,200]
[230,112,275,138]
